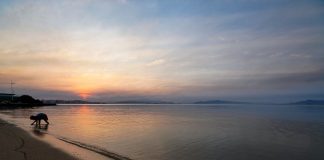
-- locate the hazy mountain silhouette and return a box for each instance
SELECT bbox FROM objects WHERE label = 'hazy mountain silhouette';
[290,100,324,105]
[194,100,248,104]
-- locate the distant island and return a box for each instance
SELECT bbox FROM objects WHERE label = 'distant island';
[195,99,324,105]
[42,99,105,104]
[194,100,248,104]
[111,100,175,104]
[43,99,175,104]
[289,100,324,105]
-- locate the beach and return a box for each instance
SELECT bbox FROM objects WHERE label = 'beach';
[0,118,75,160]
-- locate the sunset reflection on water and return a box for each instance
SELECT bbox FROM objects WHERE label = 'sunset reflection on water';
[1,104,324,160]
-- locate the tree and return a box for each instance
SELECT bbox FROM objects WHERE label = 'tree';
[18,95,42,104]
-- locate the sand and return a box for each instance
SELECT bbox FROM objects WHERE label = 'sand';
[0,118,76,160]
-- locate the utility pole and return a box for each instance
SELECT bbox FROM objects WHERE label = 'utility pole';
[10,80,15,94]
[10,80,15,101]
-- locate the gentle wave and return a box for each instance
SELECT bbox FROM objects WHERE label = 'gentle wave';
[57,137,133,160]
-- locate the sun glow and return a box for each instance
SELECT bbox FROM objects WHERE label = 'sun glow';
[79,93,90,100]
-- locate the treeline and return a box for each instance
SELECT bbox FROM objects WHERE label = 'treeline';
[13,95,43,104]
[0,95,53,108]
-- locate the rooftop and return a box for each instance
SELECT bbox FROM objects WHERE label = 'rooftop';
[0,93,15,96]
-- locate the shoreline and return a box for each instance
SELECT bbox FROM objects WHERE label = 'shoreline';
[0,118,75,160]
[0,103,56,109]
[0,114,114,160]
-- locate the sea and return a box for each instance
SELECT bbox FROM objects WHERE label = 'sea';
[0,104,324,160]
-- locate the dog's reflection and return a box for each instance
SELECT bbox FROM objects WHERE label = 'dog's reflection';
[32,124,49,137]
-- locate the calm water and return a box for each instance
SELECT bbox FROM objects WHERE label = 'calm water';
[1,104,324,160]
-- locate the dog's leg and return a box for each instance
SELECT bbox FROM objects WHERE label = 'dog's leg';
[31,120,36,125]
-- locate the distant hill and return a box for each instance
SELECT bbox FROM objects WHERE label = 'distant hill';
[111,100,175,104]
[290,100,324,105]
[43,99,175,104]
[194,100,248,104]
[43,100,104,104]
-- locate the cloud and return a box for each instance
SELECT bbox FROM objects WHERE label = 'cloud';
[0,0,323,101]
[146,59,165,67]
[117,0,128,4]
[259,69,324,87]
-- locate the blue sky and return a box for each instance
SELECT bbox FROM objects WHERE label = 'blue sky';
[0,0,323,102]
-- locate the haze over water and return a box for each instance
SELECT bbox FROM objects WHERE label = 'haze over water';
[1,104,324,160]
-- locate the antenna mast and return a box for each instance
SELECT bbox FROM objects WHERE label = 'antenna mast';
[10,80,15,94]
[10,80,16,101]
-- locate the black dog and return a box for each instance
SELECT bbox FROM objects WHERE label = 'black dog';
[30,113,49,125]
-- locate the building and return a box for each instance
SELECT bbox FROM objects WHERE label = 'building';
[0,93,15,102]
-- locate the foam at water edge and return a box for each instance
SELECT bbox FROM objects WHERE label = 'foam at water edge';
[58,137,133,160]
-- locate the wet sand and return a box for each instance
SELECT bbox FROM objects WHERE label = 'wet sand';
[0,118,76,160]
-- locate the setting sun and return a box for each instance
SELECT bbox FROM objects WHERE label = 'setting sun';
[79,93,90,100]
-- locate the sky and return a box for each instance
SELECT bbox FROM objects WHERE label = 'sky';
[0,0,323,103]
